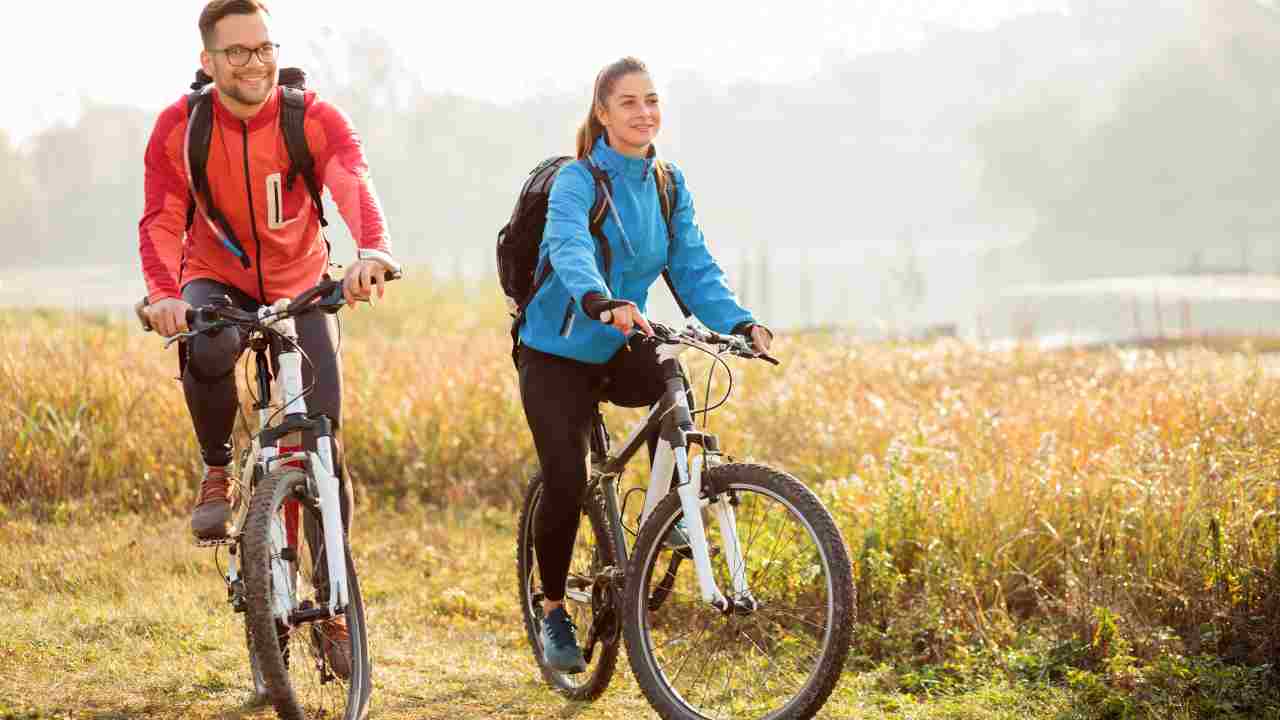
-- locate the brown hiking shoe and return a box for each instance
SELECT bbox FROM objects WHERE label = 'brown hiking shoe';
[314,616,352,680]
[191,466,234,539]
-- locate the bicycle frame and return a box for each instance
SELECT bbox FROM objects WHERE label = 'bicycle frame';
[592,339,753,614]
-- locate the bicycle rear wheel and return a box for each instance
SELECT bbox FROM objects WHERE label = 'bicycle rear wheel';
[623,463,855,720]
[242,468,372,720]
[517,472,621,700]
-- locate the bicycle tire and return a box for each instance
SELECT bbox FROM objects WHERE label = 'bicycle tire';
[242,468,372,720]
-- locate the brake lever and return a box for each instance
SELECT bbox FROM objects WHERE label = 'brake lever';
[162,330,201,349]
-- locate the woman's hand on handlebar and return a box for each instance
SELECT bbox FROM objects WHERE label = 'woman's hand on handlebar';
[749,324,774,354]
[601,302,654,338]
[144,298,192,337]
[583,294,654,338]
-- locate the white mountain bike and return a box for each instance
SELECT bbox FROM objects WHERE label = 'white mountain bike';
[138,269,399,720]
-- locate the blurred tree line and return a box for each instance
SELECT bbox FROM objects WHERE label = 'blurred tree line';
[2,1,1277,323]
[976,0,1280,282]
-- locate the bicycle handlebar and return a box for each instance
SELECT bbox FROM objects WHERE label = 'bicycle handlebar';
[646,320,780,366]
[136,269,403,336]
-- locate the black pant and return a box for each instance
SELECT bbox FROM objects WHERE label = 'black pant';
[518,337,671,602]
[181,279,343,467]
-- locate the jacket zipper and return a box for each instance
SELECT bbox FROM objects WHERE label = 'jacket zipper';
[559,298,576,338]
[241,120,267,303]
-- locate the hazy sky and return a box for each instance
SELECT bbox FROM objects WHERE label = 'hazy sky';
[3,1,1067,142]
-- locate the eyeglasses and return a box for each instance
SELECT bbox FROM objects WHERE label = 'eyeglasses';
[208,42,279,67]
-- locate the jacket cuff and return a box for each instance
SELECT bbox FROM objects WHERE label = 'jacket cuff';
[578,287,610,309]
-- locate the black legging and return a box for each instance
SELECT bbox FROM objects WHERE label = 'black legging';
[181,278,343,467]
[518,336,672,602]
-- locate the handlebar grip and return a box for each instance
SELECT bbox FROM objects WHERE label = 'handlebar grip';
[383,268,402,282]
[759,353,781,366]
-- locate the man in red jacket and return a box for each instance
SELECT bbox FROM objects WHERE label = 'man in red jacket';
[138,0,398,548]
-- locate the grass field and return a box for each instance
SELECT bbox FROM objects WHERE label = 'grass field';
[4,278,1280,718]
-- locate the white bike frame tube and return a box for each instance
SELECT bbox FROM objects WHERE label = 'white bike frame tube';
[276,353,308,418]
[310,438,349,611]
[263,302,307,420]
[641,437,676,526]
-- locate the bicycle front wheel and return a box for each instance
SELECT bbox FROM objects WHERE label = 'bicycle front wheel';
[623,463,855,720]
[242,468,372,720]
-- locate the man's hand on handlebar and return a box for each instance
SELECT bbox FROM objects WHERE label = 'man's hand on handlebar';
[144,298,192,337]
[342,258,392,307]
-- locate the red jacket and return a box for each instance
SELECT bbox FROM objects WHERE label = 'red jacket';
[138,87,391,304]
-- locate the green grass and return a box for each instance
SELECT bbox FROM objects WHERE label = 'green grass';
[2,506,1275,719]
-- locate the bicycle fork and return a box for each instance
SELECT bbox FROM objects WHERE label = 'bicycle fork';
[649,358,754,614]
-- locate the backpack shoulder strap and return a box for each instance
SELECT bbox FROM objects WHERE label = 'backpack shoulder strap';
[279,86,328,228]
[581,158,614,291]
[185,89,214,233]
[182,86,252,268]
[582,158,611,229]
[655,165,692,318]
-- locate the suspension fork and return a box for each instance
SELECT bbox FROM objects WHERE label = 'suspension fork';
[307,426,349,613]
[657,358,733,612]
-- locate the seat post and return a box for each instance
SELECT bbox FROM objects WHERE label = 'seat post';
[589,409,609,463]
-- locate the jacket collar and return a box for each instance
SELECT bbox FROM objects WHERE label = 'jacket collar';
[589,134,655,182]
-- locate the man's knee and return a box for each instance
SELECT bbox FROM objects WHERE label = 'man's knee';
[184,328,242,383]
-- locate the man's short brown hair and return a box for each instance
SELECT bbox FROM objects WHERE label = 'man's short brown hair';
[199,0,270,48]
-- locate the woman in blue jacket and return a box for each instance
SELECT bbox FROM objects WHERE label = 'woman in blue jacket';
[518,56,773,674]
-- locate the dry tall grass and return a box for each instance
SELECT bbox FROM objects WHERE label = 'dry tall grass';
[5,277,1280,690]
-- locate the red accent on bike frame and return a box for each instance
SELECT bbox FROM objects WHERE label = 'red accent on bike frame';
[281,443,304,549]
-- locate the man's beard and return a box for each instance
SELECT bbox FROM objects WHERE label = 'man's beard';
[219,72,277,107]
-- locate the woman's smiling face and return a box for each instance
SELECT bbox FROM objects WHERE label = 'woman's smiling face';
[596,72,661,157]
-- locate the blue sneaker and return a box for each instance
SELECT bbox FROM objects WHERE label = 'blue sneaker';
[664,518,691,551]
[540,606,588,674]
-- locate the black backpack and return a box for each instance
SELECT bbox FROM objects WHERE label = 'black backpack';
[184,67,327,269]
[496,155,690,357]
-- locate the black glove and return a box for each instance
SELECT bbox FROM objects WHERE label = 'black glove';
[582,292,635,321]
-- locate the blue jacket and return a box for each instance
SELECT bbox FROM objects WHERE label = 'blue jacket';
[519,137,754,363]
